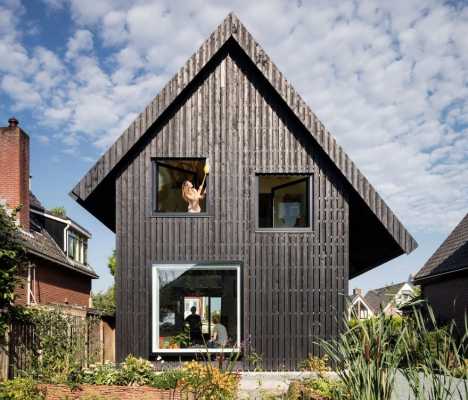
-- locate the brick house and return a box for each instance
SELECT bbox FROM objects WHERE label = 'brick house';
[0,117,98,315]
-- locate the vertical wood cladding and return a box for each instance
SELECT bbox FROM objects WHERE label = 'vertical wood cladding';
[115,49,349,370]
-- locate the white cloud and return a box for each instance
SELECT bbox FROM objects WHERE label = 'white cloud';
[1,0,468,235]
[65,29,94,60]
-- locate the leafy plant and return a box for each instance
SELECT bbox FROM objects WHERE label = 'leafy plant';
[149,369,185,390]
[49,207,66,218]
[118,355,155,386]
[0,204,26,342]
[179,361,239,400]
[298,355,330,374]
[91,286,115,314]
[169,325,191,348]
[0,377,45,400]
[402,307,468,400]
[319,313,406,400]
[247,351,264,372]
[79,362,121,386]
[286,377,344,399]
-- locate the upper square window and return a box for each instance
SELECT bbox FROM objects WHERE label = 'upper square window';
[154,158,208,214]
[257,174,311,229]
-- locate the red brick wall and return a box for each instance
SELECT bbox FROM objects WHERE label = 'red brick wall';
[14,257,92,308]
[0,126,30,230]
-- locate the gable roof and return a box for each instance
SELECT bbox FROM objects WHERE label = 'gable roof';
[414,213,468,283]
[22,192,98,278]
[347,294,374,314]
[364,282,412,313]
[70,13,417,277]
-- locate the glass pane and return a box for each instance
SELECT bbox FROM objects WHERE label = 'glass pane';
[157,266,238,350]
[156,159,207,213]
[258,175,309,228]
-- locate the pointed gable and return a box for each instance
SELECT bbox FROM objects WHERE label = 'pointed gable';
[70,13,417,277]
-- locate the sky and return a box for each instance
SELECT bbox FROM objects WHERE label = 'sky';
[1,0,467,294]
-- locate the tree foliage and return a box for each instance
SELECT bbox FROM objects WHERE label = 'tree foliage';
[92,286,115,314]
[0,204,26,338]
[107,250,116,276]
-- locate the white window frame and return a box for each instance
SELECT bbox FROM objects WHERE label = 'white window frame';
[152,263,241,353]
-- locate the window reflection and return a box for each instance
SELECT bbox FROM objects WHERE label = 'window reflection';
[154,265,240,351]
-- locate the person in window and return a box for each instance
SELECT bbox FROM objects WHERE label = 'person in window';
[210,315,228,347]
[181,180,206,213]
[185,306,202,345]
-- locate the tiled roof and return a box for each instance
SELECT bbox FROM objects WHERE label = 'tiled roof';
[414,213,468,282]
[22,193,98,278]
[364,282,407,313]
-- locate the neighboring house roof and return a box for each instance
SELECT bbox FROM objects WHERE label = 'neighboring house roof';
[30,192,91,238]
[364,282,412,313]
[70,13,417,277]
[347,294,374,315]
[20,192,98,278]
[414,213,468,283]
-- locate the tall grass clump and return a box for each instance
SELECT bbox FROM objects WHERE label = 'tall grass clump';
[402,307,467,400]
[319,313,406,400]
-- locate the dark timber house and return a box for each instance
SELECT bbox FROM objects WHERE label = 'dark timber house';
[71,14,417,370]
[414,213,468,335]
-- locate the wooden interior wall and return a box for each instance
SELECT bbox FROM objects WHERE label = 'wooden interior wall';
[115,48,349,370]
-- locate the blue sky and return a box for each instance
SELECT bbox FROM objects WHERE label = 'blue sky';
[1,0,467,294]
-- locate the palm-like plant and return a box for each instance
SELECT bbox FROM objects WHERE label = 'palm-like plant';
[319,314,406,400]
[402,307,467,400]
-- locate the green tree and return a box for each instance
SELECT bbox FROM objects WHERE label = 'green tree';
[0,204,27,339]
[107,250,116,276]
[92,286,115,314]
[92,250,116,314]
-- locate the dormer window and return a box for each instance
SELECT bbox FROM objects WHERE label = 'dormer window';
[67,231,87,264]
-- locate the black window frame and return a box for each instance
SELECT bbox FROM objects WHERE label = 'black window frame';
[152,157,210,217]
[255,173,313,232]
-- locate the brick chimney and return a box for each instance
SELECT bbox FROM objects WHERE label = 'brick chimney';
[353,288,363,296]
[0,117,30,230]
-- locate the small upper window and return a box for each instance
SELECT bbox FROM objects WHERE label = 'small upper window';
[67,231,87,264]
[155,159,208,214]
[258,174,310,229]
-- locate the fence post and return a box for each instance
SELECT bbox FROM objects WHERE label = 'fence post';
[0,329,9,381]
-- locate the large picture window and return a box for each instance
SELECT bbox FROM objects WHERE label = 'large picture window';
[154,158,208,214]
[152,264,240,353]
[257,174,311,229]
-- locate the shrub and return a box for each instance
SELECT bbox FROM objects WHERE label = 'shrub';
[286,378,344,400]
[19,309,100,383]
[118,355,155,386]
[402,307,468,400]
[80,362,121,386]
[319,313,406,400]
[179,361,239,400]
[149,369,185,390]
[297,355,330,374]
[0,377,45,400]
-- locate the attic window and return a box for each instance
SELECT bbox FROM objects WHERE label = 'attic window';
[154,158,208,214]
[257,174,311,229]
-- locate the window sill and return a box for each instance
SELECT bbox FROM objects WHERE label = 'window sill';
[153,348,240,354]
[255,228,313,233]
[151,213,210,218]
